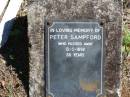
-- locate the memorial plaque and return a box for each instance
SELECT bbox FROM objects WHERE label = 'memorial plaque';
[45,21,104,97]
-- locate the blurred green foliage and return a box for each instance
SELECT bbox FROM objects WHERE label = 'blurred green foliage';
[123,25,130,46]
[123,24,130,55]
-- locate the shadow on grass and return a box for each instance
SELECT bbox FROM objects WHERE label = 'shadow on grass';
[0,16,29,97]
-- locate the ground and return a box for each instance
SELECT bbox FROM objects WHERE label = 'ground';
[121,0,130,97]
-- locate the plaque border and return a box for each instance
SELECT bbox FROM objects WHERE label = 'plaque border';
[46,21,104,97]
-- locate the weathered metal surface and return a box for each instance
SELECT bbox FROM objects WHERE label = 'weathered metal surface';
[45,21,104,97]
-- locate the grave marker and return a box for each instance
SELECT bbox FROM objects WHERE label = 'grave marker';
[45,21,104,97]
[28,1,122,97]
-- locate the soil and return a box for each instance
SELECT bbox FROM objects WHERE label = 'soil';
[121,0,130,97]
[0,1,28,97]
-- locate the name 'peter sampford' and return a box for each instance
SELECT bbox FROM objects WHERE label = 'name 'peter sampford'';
[50,34,101,40]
